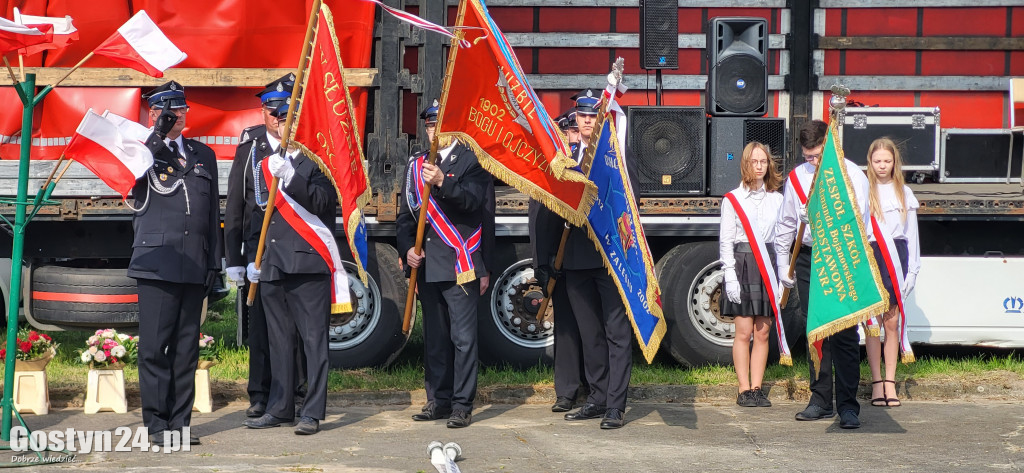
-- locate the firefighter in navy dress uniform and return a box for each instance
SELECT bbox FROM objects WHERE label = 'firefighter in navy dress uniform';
[130,81,220,447]
[223,73,308,419]
[243,103,338,435]
[557,89,633,430]
[398,101,495,428]
[531,108,587,414]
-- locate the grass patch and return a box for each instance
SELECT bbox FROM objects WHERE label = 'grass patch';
[3,287,1024,395]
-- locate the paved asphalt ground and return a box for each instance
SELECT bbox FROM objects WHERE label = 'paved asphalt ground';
[4,398,1024,472]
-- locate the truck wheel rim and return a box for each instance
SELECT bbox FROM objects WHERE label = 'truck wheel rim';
[329,261,382,350]
[489,259,554,349]
[686,261,736,347]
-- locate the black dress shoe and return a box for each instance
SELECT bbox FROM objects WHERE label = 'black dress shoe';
[564,403,607,421]
[246,402,266,418]
[551,396,574,413]
[600,408,625,429]
[189,433,201,445]
[149,432,165,448]
[446,409,472,428]
[795,404,835,421]
[412,402,452,421]
[839,410,861,429]
[244,413,292,429]
[294,416,320,435]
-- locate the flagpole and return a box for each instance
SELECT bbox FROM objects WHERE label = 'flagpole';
[17,54,25,81]
[535,225,569,324]
[48,51,92,89]
[246,0,322,306]
[40,154,66,190]
[401,136,440,334]
[2,56,20,86]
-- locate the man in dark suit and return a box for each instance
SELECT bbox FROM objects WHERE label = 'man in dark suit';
[223,73,306,418]
[556,89,633,430]
[532,108,586,413]
[397,102,495,428]
[243,103,338,435]
[131,81,221,446]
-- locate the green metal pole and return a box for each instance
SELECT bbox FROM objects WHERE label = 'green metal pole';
[1,74,44,442]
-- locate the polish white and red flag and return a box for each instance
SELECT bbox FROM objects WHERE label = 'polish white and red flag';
[0,16,52,55]
[64,110,153,199]
[92,10,186,78]
[13,8,78,56]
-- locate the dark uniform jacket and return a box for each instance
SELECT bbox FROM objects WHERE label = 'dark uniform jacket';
[532,141,641,272]
[128,133,221,284]
[223,125,276,268]
[245,152,338,281]
[397,143,494,283]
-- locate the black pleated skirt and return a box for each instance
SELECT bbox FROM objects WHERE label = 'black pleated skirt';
[721,243,776,318]
[870,239,909,310]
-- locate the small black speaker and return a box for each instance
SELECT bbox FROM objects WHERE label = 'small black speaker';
[627,106,706,196]
[640,0,678,70]
[707,117,786,196]
[706,17,768,117]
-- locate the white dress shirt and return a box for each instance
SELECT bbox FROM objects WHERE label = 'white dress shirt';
[719,183,784,274]
[774,159,871,271]
[866,182,921,275]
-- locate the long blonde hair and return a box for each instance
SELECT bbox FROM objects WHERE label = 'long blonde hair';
[740,141,782,192]
[866,137,908,223]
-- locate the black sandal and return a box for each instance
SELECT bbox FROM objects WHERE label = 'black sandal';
[884,380,902,407]
[870,380,886,407]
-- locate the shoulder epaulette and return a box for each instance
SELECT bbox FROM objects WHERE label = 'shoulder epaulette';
[239,124,268,144]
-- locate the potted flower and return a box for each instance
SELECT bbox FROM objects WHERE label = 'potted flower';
[80,329,136,414]
[197,333,221,370]
[79,329,137,370]
[0,327,58,371]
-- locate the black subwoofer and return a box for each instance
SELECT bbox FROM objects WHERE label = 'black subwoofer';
[640,0,678,70]
[706,17,768,117]
[627,106,706,196]
[707,117,787,196]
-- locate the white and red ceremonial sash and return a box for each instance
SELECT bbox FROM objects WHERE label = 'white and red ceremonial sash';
[871,216,915,363]
[724,192,792,365]
[261,163,351,314]
[407,155,482,285]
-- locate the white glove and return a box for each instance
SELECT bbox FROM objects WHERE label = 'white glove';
[778,265,795,288]
[267,154,295,186]
[225,266,245,286]
[902,273,917,298]
[798,204,809,224]
[724,271,741,305]
[246,262,261,282]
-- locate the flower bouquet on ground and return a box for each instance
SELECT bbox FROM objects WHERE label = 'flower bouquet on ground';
[0,327,58,371]
[79,329,138,369]
[197,333,221,369]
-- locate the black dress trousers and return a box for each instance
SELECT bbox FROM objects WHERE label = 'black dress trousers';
[418,279,480,412]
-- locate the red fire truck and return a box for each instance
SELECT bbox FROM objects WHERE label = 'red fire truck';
[1,0,1022,369]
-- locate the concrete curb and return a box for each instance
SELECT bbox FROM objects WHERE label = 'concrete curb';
[41,377,1024,409]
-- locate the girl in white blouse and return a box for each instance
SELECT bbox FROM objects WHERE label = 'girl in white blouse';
[864,137,920,408]
[719,142,784,407]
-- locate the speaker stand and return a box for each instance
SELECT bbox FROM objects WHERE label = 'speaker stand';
[655,70,663,106]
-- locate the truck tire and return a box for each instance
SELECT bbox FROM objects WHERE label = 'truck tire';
[28,265,139,329]
[656,241,735,367]
[478,242,554,368]
[328,241,410,369]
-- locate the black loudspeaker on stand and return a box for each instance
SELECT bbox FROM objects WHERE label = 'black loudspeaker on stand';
[626,106,706,196]
[707,117,787,196]
[640,0,678,70]
[706,17,768,117]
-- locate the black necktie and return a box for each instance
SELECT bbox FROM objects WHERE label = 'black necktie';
[169,141,186,168]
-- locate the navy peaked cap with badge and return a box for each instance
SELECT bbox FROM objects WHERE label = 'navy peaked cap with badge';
[257,72,296,110]
[144,81,188,109]
[270,100,291,118]
[565,108,579,128]
[570,89,600,115]
[555,112,568,131]
[420,99,439,124]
